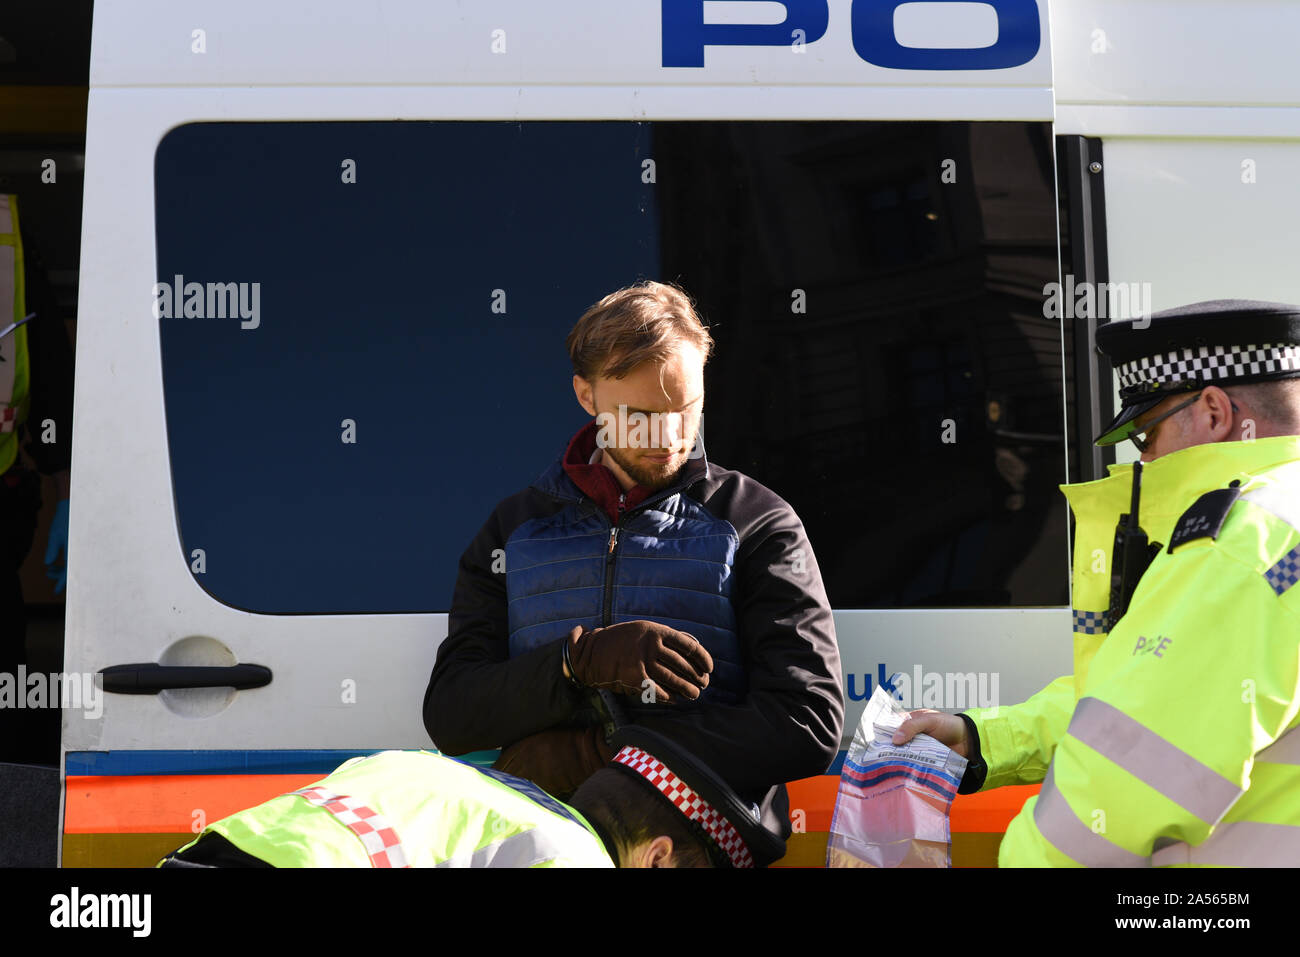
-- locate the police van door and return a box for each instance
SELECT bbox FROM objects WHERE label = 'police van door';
[65,0,1074,866]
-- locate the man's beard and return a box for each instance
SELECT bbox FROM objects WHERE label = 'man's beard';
[602,443,687,491]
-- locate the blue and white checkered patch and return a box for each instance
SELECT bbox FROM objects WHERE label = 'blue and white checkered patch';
[1073,609,1111,634]
[1264,545,1300,597]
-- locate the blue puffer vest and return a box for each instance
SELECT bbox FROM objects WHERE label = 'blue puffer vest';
[504,456,745,705]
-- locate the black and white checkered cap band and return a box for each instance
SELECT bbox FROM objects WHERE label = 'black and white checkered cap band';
[1116,343,1300,394]
[613,745,753,868]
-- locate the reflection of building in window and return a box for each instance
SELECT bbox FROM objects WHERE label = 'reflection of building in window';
[657,121,1068,607]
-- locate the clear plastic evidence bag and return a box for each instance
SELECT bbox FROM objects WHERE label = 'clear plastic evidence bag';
[827,674,968,867]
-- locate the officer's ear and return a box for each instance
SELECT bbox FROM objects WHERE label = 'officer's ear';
[646,835,676,868]
[1198,386,1238,443]
[625,835,676,868]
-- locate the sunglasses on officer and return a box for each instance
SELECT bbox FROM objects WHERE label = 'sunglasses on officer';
[1125,391,1240,453]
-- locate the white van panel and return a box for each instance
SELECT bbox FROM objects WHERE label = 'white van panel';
[1104,139,1300,310]
[1050,0,1300,108]
[1095,136,1300,468]
[67,89,449,751]
[89,0,1052,117]
[835,608,1073,735]
[1056,106,1300,139]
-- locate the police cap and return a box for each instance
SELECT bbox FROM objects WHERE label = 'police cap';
[1093,299,1300,446]
[607,725,786,868]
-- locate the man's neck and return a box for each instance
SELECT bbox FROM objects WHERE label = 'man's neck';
[599,450,638,493]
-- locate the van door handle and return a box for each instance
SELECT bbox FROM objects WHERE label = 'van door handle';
[99,663,273,694]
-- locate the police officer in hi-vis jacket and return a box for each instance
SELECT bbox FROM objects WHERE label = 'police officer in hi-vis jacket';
[897,299,1300,867]
[159,726,785,868]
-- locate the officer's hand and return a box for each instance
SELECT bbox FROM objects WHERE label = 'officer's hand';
[43,499,69,595]
[892,710,970,758]
[568,620,713,703]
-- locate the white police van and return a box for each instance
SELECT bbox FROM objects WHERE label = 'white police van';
[58,0,1300,866]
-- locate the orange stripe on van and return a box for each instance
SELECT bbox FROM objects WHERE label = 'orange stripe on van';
[64,774,319,834]
[785,775,839,831]
[787,775,1039,834]
[950,784,1039,832]
[66,772,1038,866]
[776,779,1037,867]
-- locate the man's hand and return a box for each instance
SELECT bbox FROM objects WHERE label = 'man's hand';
[892,710,970,758]
[567,620,713,703]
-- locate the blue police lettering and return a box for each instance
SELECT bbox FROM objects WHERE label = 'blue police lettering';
[663,0,1041,70]
[662,0,828,68]
[846,663,897,701]
[852,0,1040,70]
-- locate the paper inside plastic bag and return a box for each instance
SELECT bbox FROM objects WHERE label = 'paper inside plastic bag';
[827,675,968,868]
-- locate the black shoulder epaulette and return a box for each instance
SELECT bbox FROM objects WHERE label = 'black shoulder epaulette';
[1167,484,1243,554]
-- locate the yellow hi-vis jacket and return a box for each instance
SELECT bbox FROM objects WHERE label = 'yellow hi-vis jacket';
[166,750,614,867]
[966,435,1300,866]
[0,194,32,474]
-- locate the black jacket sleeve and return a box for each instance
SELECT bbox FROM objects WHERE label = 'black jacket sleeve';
[634,476,844,797]
[422,492,586,754]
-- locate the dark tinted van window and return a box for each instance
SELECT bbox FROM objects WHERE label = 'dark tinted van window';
[155,120,1065,613]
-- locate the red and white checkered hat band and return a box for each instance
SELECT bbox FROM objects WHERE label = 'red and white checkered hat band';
[613,745,753,868]
[288,786,410,868]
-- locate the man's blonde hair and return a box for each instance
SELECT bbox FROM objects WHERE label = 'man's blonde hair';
[566,281,714,381]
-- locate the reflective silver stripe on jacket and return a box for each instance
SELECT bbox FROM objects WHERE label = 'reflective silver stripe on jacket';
[1031,764,1149,867]
[1242,461,1300,532]
[1151,821,1300,867]
[1257,724,1300,766]
[1149,726,1300,865]
[1069,697,1243,825]
[1035,716,1300,866]
[436,825,574,868]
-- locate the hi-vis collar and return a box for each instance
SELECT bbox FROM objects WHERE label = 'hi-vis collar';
[1059,436,1300,690]
[1061,435,1300,547]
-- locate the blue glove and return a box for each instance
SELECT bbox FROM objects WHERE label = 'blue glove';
[44,498,69,595]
